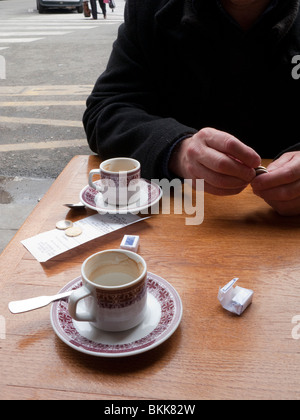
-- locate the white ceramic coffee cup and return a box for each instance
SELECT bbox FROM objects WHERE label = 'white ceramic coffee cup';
[68,249,147,332]
[88,157,141,206]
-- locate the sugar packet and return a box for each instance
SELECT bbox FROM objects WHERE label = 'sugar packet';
[218,278,253,316]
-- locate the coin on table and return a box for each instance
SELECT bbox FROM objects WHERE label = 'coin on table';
[255,166,268,176]
[65,226,82,237]
[56,220,73,230]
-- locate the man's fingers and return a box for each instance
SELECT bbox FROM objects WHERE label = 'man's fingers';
[252,156,300,190]
[204,183,247,196]
[195,144,257,182]
[263,197,300,216]
[200,128,261,169]
[191,162,250,189]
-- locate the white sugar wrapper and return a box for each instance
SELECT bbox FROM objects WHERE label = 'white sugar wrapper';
[218,278,253,316]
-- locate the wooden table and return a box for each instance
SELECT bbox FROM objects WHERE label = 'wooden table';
[1,155,300,400]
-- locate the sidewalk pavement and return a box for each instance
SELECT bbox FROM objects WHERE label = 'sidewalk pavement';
[0,0,126,254]
[0,176,54,253]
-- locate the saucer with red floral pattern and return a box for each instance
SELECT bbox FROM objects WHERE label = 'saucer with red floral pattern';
[79,178,162,214]
[50,272,182,358]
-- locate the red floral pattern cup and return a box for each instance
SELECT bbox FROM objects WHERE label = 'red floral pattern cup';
[88,157,141,206]
[68,249,147,332]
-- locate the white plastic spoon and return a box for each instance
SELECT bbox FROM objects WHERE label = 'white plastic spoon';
[8,290,73,314]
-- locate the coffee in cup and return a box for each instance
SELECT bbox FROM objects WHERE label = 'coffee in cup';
[88,157,141,206]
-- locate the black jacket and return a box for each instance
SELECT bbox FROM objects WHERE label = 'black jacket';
[83,0,300,180]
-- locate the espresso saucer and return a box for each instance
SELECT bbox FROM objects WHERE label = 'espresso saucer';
[79,178,162,214]
[50,272,182,358]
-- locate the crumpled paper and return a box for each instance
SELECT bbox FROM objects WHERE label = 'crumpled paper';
[218,278,253,316]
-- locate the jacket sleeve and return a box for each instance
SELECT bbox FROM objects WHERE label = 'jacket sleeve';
[82,0,197,180]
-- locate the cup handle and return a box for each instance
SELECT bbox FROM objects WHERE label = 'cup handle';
[68,286,95,322]
[88,169,103,192]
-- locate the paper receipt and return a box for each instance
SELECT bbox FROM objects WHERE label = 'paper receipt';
[21,213,149,262]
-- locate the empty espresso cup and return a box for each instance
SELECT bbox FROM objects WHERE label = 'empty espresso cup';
[88,157,141,206]
[68,249,148,332]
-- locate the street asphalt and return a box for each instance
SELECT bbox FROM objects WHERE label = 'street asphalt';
[0,0,125,252]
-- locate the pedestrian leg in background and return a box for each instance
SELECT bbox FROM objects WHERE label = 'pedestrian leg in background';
[99,0,107,19]
[90,0,98,19]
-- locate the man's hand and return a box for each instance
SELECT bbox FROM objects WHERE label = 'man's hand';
[251,152,300,216]
[169,127,261,196]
